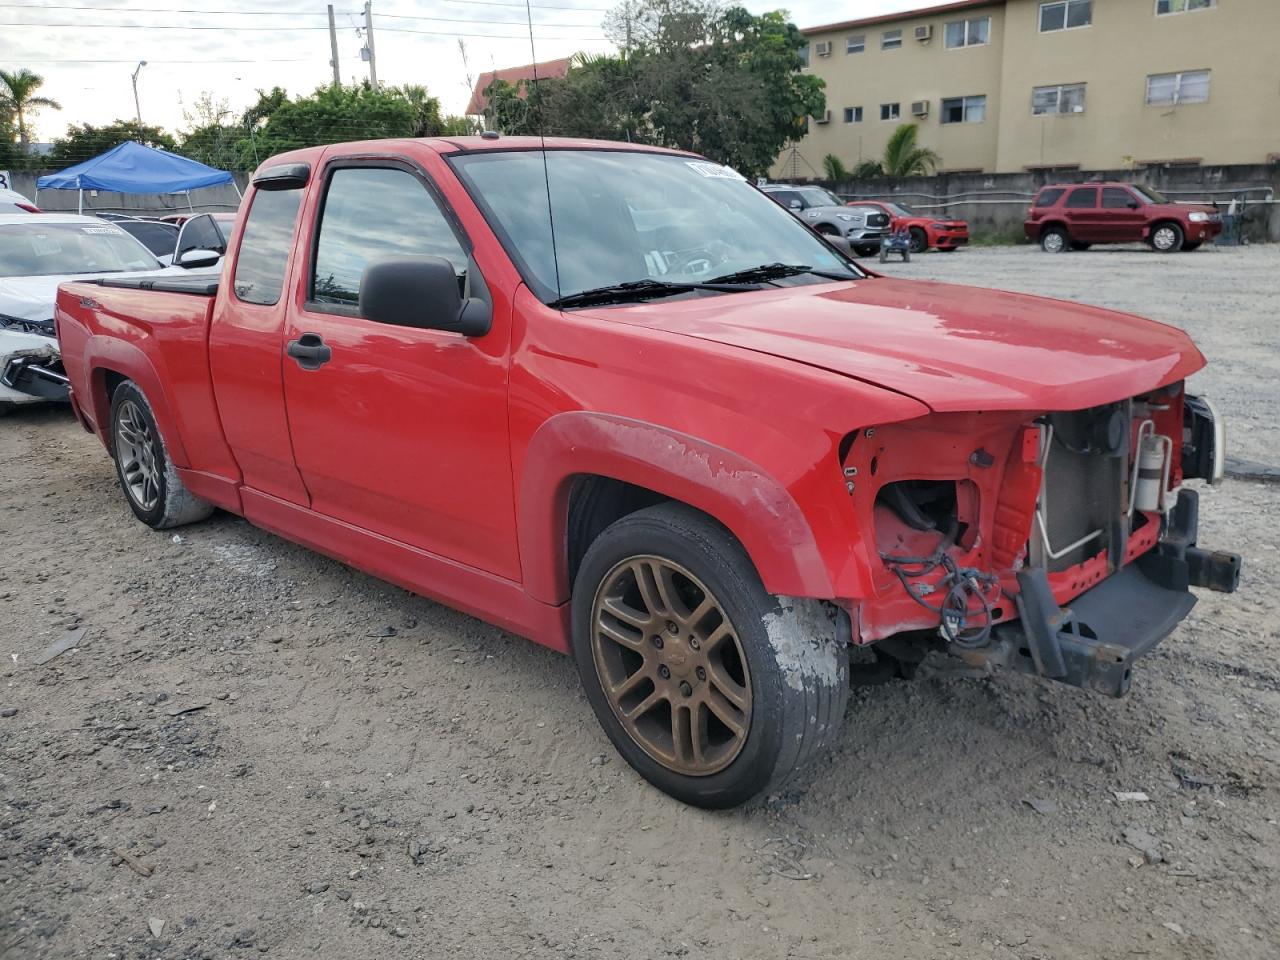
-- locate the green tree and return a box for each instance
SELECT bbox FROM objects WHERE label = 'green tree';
[179,93,243,170]
[822,154,849,182]
[851,159,885,179]
[48,120,178,167]
[487,1,822,179]
[0,68,61,154]
[863,123,940,178]
[395,84,474,138]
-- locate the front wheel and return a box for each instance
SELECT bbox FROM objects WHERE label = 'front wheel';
[908,227,928,253]
[1150,222,1184,253]
[1040,227,1069,253]
[571,504,850,808]
[110,381,213,529]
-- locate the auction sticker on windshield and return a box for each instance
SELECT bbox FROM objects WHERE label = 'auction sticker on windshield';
[82,226,124,235]
[685,161,746,181]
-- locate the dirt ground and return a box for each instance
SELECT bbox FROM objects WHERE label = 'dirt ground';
[3,244,1279,960]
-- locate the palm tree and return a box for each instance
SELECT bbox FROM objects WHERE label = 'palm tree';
[851,159,885,178]
[880,123,940,177]
[822,154,849,182]
[0,68,61,154]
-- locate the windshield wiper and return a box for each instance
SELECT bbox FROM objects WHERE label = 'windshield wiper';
[707,262,855,285]
[548,278,742,309]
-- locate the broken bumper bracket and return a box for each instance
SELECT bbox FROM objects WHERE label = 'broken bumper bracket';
[958,489,1240,698]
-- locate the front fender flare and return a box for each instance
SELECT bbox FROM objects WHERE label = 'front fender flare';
[518,412,834,606]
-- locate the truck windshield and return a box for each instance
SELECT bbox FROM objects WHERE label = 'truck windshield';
[0,222,161,277]
[451,150,860,305]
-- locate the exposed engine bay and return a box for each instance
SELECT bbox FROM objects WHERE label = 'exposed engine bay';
[0,313,70,409]
[841,384,1239,697]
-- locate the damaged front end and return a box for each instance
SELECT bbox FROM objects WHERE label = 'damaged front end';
[843,384,1240,697]
[0,314,70,409]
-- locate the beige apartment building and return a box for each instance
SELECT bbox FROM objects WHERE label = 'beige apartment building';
[777,0,1280,177]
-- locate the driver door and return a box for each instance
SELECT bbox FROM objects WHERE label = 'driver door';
[279,159,520,580]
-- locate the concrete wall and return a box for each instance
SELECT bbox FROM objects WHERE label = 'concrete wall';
[824,163,1280,241]
[11,171,248,216]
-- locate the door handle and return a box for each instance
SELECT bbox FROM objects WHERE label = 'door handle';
[286,332,332,370]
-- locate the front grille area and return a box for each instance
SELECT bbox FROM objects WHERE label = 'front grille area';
[867,213,890,228]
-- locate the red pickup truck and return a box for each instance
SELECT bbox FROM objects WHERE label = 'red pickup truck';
[55,137,1240,808]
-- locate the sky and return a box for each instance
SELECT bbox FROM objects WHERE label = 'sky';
[5,1,923,143]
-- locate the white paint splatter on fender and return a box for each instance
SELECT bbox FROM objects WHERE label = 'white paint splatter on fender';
[763,597,844,692]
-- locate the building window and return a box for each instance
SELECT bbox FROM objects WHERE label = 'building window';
[846,34,865,53]
[941,95,986,124]
[1032,82,1086,114]
[1156,0,1215,13]
[882,29,902,49]
[880,102,901,121]
[945,17,991,48]
[843,106,863,123]
[1040,0,1092,32]
[1146,69,1210,105]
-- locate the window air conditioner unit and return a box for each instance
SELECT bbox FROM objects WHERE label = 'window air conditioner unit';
[815,40,832,56]
[911,100,930,117]
[914,24,932,41]
[815,110,832,124]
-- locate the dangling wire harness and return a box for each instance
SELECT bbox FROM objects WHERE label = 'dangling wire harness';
[880,522,1006,649]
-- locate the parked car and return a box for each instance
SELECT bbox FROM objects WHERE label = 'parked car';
[854,200,969,253]
[114,218,181,264]
[760,184,889,255]
[1025,182,1222,253]
[0,187,41,214]
[56,137,1239,808]
[172,211,235,267]
[0,213,216,412]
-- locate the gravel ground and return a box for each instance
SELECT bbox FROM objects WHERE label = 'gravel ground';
[3,245,1279,960]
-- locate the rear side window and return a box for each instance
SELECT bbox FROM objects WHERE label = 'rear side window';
[1102,187,1136,209]
[311,166,468,308]
[233,189,303,306]
[1064,187,1097,208]
[1034,188,1066,208]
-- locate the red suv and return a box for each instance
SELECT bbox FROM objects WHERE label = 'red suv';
[1025,182,1221,253]
[855,200,969,252]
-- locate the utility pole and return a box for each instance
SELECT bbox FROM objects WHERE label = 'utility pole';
[328,4,341,87]
[131,60,147,126]
[363,1,379,90]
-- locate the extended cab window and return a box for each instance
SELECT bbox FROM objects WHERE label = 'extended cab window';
[311,166,467,308]
[233,189,303,306]
[1064,187,1097,208]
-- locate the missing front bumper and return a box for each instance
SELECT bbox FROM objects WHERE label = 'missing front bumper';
[955,489,1240,698]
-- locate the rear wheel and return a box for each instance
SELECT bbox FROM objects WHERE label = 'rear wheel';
[908,227,928,253]
[1150,222,1184,253]
[1040,227,1069,253]
[110,381,213,529]
[571,503,850,808]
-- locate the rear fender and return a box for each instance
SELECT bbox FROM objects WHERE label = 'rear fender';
[84,335,192,468]
[519,411,834,606]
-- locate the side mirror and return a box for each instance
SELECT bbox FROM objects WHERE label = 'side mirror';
[789,200,803,211]
[176,248,221,269]
[1127,200,1140,209]
[359,256,491,337]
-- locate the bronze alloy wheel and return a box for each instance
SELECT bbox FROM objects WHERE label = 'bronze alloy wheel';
[590,556,753,776]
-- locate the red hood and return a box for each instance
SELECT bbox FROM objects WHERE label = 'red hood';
[586,278,1204,413]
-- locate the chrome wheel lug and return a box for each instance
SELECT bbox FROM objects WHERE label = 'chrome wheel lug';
[695,666,706,681]
[688,636,700,650]
[666,621,678,635]
[658,664,670,680]
[651,635,664,649]
[678,681,693,697]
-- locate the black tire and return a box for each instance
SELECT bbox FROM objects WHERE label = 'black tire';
[1182,240,1202,252]
[816,224,839,237]
[571,503,850,808]
[908,227,928,253]
[1149,221,1184,253]
[903,249,911,263]
[1069,241,1092,251]
[109,381,214,529]
[1040,226,1069,253]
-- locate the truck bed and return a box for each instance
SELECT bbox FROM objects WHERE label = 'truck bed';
[94,275,220,296]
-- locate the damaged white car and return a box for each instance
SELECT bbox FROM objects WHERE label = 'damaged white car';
[0,213,220,413]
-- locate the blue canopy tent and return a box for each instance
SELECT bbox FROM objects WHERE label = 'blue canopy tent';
[35,140,239,215]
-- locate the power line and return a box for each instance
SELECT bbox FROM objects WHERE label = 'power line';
[0,3,601,26]
[3,0,610,11]
[4,20,604,35]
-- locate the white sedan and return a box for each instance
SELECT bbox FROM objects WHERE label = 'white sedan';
[0,213,220,411]
[0,187,41,214]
